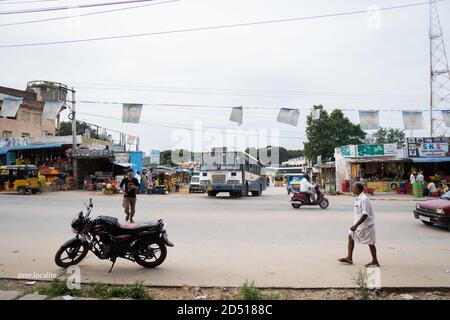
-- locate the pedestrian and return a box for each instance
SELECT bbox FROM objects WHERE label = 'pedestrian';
[427,181,438,197]
[416,171,424,185]
[338,182,380,267]
[141,172,148,194]
[135,171,142,194]
[409,171,416,185]
[120,168,139,223]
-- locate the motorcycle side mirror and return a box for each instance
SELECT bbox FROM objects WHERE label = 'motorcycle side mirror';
[89,198,93,208]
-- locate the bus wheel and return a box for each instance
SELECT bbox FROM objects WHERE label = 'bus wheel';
[207,191,217,197]
[241,183,249,197]
[252,185,262,197]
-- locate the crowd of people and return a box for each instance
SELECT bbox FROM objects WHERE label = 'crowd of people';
[409,171,449,197]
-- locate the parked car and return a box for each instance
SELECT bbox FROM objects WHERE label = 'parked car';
[189,175,205,193]
[413,191,450,231]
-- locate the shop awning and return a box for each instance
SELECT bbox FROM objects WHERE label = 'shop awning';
[0,144,62,154]
[411,157,450,163]
[112,162,135,167]
[346,158,411,164]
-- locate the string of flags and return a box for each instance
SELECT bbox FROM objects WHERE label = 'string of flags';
[1,94,449,130]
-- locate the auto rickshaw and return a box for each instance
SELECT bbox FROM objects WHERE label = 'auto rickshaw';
[274,174,284,187]
[0,165,41,195]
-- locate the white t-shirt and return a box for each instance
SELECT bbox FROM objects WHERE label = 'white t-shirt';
[354,193,375,229]
[410,174,416,184]
[416,174,424,183]
[300,178,314,192]
[428,182,437,193]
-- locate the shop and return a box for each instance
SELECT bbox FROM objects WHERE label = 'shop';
[406,137,450,195]
[315,162,336,194]
[335,144,411,194]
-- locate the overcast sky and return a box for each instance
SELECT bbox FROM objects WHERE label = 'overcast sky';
[1,0,449,153]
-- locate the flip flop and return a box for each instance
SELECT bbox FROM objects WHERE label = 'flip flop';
[365,262,381,268]
[338,258,353,265]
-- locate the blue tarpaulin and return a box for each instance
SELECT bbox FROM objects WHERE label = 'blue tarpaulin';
[411,157,450,163]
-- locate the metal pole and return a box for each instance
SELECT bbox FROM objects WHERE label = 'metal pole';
[429,0,434,137]
[71,88,78,185]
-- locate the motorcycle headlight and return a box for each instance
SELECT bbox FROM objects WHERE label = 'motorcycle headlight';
[436,208,444,214]
[416,205,421,209]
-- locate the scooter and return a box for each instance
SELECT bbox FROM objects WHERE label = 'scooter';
[290,185,329,209]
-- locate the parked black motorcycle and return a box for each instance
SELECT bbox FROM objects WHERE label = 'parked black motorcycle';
[54,199,174,272]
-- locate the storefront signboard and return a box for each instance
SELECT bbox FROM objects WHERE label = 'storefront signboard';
[407,137,449,158]
[356,144,397,157]
[341,145,356,157]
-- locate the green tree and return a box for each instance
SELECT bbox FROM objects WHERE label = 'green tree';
[367,127,406,147]
[304,106,366,162]
[56,121,102,139]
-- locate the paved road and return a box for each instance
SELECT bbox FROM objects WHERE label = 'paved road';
[0,188,449,288]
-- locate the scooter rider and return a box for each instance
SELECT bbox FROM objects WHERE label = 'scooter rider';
[300,174,316,202]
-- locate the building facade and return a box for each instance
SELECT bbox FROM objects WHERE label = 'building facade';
[0,85,59,139]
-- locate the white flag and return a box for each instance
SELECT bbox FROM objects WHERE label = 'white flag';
[0,96,23,118]
[402,111,424,130]
[311,108,320,120]
[359,111,380,130]
[442,110,450,127]
[42,100,65,120]
[229,106,243,126]
[277,108,299,127]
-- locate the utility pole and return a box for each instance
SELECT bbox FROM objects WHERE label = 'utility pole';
[71,88,78,185]
[429,0,450,137]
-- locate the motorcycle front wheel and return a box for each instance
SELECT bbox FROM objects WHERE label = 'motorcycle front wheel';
[319,199,329,209]
[54,242,89,268]
[133,240,167,268]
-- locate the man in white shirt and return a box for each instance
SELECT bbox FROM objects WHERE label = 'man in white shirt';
[300,174,316,202]
[410,172,416,184]
[338,182,380,268]
[416,171,424,184]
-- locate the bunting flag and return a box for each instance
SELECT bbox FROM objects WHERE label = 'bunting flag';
[122,103,143,123]
[442,110,450,127]
[359,111,380,130]
[229,106,243,126]
[277,108,299,127]
[0,96,23,118]
[42,100,65,120]
[311,108,321,120]
[402,111,424,130]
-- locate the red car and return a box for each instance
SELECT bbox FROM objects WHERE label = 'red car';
[414,191,450,231]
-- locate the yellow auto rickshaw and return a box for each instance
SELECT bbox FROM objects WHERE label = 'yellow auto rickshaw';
[274,174,284,187]
[0,165,41,195]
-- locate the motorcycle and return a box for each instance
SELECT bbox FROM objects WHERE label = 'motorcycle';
[290,185,329,209]
[54,199,174,272]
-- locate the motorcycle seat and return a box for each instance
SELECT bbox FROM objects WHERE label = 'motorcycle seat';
[118,221,162,233]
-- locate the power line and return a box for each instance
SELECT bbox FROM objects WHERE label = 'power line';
[77,111,307,140]
[0,0,179,27]
[1,0,448,48]
[0,0,61,5]
[0,0,161,15]
[77,99,432,112]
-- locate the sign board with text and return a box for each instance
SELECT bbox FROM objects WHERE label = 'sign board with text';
[407,137,449,158]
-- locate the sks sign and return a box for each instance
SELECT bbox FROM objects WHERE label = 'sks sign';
[407,137,450,158]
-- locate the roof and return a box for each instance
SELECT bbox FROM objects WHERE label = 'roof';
[346,158,411,164]
[0,165,37,170]
[0,144,63,155]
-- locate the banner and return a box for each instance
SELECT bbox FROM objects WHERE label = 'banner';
[0,96,23,118]
[277,108,299,127]
[359,111,380,130]
[122,104,143,123]
[402,111,424,130]
[442,110,450,127]
[126,135,136,145]
[407,137,449,158]
[42,100,65,120]
[229,106,243,126]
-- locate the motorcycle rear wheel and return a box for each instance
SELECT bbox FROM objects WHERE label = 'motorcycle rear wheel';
[55,243,89,268]
[133,240,167,268]
[291,202,302,209]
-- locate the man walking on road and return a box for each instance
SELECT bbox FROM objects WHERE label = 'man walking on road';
[338,182,380,267]
[120,168,139,223]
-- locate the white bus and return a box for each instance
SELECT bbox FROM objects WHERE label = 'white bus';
[199,150,266,197]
